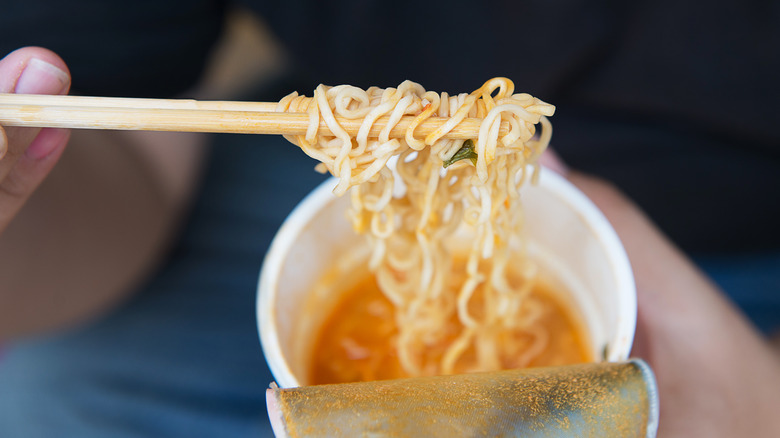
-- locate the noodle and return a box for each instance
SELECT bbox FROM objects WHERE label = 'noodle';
[278,78,555,376]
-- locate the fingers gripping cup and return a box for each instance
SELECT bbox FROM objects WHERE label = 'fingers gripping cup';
[257,166,636,388]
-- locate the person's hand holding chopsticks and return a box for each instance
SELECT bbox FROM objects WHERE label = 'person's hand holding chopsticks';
[0,47,71,234]
[0,46,206,340]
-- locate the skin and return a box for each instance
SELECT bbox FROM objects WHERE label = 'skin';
[0,47,206,339]
[0,46,778,436]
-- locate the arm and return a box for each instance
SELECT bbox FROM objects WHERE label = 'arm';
[0,48,207,340]
[542,152,780,437]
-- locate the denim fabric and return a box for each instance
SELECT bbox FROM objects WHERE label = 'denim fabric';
[696,252,780,335]
[0,131,326,437]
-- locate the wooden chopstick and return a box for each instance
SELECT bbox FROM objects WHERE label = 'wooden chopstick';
[0,94,506,140]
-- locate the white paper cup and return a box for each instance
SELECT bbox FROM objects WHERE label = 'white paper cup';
[257,167,636,388]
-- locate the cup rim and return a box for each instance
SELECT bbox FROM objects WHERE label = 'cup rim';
[257,167,636,388]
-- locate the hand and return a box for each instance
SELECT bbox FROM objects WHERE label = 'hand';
[0,47,206,340]
[540,150,780,437]
[0,47,71,234]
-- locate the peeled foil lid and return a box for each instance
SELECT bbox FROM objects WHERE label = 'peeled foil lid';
[267,359,659,437]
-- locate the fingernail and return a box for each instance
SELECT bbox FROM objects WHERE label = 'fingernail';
[15,58,70,95]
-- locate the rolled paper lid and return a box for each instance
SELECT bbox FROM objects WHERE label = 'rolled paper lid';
[267,359,659,437]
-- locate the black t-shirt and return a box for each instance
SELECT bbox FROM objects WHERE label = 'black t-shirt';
[2,0,778,254]
[0,0,226,98]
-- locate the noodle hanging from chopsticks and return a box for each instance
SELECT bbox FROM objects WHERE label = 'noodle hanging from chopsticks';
[277,77,555,376]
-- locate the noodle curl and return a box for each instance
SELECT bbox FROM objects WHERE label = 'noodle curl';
[278,77,555,376]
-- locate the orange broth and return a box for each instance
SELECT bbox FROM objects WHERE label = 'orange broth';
[310,269,592,385]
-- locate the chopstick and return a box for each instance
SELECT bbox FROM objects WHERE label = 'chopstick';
[0,94,507,140]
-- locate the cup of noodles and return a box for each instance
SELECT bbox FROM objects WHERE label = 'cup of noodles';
[257,166,636,388]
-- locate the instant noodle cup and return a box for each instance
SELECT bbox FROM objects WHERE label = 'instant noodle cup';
[257,166,636,388]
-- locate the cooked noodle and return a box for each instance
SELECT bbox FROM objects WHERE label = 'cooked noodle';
[277,78,555,376]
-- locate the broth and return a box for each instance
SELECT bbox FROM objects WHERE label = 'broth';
[310,266,592,385]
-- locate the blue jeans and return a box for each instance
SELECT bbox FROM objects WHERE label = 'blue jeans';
[695,252,780,335]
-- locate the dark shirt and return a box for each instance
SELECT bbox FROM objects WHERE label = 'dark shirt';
[0,0,226,98]
[2,0,778,253]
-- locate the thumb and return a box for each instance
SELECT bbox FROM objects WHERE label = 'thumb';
[0,47,71,233]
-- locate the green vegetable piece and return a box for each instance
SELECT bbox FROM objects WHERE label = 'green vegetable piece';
[443,139,478,168]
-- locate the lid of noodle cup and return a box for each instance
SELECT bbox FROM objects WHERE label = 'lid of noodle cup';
[266,360,658,438]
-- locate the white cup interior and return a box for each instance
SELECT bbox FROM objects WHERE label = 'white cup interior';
[258,167,636,388]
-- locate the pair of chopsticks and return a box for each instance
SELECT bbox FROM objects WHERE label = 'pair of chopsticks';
[0,93,504,140]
